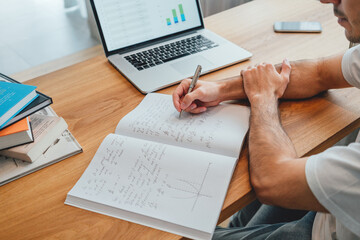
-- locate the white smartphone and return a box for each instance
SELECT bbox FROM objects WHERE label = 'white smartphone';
[273,21,322,33]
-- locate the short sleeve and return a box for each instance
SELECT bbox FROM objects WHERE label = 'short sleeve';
[305,143,360,237]
[342,45,360,88]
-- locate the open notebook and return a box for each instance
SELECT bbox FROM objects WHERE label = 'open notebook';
[65,93,250,240]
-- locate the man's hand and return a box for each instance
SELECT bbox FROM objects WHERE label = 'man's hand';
[172,79,223,114]
[242,59,291,104]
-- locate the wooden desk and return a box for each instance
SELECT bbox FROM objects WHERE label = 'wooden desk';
[1,0,360,239]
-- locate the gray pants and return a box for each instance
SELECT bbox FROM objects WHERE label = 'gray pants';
[213,200,315,240]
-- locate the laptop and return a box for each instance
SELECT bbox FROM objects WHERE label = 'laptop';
[90,0,252,94]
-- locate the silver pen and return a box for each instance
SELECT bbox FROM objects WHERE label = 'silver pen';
[179,65,202,118]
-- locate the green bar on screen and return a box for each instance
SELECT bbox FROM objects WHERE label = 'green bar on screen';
[172,9,177,18]
[179,4,184,15]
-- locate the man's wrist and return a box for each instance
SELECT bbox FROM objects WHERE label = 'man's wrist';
[217,75,246,101]
[249,94,279,107]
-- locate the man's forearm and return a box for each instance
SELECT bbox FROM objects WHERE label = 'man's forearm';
[280,59,325,99]
[215,59,324,102]
[248,98,327,211]
[217,53,348,101]
[216,75,246,101]
[249,98,297,191]
[280,54,348,98]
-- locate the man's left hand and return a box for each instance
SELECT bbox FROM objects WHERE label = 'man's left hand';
[242,59,291,104]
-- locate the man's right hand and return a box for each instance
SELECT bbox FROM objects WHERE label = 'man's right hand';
[172,79,223,114]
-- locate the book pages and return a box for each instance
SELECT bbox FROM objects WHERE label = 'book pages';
[116,93,249,158]
[67,134,236,237]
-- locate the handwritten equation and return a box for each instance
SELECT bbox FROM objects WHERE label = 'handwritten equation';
[80,136,168,211]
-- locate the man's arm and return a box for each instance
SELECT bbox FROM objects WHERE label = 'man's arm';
[248,95,326,211]
[173,53,352,113]
[280,53,350,99]
[242,60,327,212]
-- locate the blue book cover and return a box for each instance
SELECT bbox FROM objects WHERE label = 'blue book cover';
[0,73,52,128]
[0,82,38,128]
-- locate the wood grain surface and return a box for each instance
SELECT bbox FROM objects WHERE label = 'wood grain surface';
[1,0,360,239]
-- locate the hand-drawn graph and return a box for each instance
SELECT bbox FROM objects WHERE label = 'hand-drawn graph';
[166,162,213,211]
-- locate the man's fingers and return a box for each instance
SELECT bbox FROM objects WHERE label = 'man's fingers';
[173,79,216,114]
[184,103,197,112]
[189,106,207,114]
[181,91,197,110]
[281,59,291,80]
[172,86,182,111]
[172,79,191,112]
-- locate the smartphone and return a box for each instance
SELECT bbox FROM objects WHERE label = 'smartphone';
[273,21,322,33]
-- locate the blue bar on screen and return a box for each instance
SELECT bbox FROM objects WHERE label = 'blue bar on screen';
[181,14,186,21]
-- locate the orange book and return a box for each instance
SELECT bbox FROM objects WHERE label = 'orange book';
[0,117,33,150]
[0,118,30,137]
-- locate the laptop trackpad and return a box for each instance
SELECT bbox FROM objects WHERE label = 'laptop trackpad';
[171,56,213,75]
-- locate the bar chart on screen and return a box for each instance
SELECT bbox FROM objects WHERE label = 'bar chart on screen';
[166,4,186,26]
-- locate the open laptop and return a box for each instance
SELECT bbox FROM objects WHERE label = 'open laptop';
[90,0,252,94]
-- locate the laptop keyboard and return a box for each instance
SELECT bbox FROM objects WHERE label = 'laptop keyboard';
[124,35,219,71]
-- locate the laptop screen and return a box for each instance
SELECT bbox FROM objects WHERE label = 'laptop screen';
[92,0,203,53]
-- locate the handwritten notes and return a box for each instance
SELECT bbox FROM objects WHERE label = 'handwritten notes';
[79,136,165,210]
[68,134,237,232]
[125,101,220,148]
[116,93,250,157]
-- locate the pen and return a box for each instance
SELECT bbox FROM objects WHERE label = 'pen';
[179,65,202,118]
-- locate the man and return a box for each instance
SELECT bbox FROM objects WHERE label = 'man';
[172,0,360,239]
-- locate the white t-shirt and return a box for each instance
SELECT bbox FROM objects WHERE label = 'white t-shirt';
[305,45,360,240]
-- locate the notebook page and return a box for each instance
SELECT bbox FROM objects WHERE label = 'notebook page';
[67,134,236,235]
[115,93,249,158]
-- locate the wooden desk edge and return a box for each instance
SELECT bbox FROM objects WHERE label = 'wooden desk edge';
[305,118,360,156]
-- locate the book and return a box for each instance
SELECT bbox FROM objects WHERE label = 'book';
[65,93,250,240]
[0,81,38,129]
[0,114,68,162]
[0,117,33,150]
[0,73,53,129]
[0,107,83,186]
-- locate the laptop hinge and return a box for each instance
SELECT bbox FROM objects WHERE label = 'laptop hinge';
[115,29,203,55]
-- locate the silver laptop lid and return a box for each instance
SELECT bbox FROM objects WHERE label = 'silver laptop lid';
[90,0,205,56]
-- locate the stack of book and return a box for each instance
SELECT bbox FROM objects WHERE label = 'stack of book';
[0,73,82,186]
